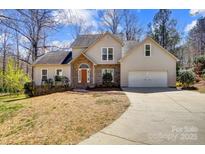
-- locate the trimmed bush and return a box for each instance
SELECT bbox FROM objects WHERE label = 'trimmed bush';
[178,70,195,88]
[24,81,72,97]
[103,73,113,84]
[24,82,35,97]
[54,75,62,81]
[54,76,70,86]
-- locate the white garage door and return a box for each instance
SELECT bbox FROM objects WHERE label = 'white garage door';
[128,71,168,87]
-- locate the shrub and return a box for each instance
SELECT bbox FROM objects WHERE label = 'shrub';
[54,76,70,86]
[103,73,113,85]
[193,55,205,75]
[47,78,54,87]
[176,82,183,87]
[24,82,35,97]
[61,76,70,86]
[194,55,205,64]
[54,75,62,82]
[178,70,195,88]
[3,59,30,94]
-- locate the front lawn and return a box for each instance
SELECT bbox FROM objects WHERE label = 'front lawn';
[0,90,130,144]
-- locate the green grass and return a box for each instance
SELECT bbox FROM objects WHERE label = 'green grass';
[0,103,24,123]
[0,94,28,102]
[0,94,28,123]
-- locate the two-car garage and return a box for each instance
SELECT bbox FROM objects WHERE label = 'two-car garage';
[120,37,177,88]
[128,71,168,87]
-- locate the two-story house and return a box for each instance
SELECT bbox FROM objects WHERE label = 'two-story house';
[33,32,178,88]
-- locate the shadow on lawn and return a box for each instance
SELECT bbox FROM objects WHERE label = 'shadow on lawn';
[4,97,29,102]
[0,95,28,102]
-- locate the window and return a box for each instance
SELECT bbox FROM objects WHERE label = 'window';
[41,69,47,81]
[56,69,63,76]
[79,64,89,69]
[101,47,114,60]
[102,48,107,60]
[108,48,113,60]
[144,44,151,57]
[102,69,114,82]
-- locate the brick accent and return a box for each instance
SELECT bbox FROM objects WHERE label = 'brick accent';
[94,64,120,86]
[71,54,94,88]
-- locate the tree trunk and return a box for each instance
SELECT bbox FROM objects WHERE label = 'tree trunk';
[16,31,20,68]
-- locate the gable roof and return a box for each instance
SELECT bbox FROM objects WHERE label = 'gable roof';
[119,37,179,62]
[70,34,103,48]
[82,32,123,54]
[33,51,72,65]
[71,32,123,50]
[68,52,97,65]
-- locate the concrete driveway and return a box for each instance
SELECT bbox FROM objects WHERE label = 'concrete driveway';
[79,88,205,144]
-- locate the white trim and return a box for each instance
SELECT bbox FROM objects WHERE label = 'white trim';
[101,47,114,61]
[78,69,82,83]
[78,63,90,83]
[41,68,48,81]
[55,68,63,76]
[79,63,89,69]
[144,43,151,57]
[93,65,95,84]
[68,53,97,65]
[102,68,115,82]
[87,69,90,83]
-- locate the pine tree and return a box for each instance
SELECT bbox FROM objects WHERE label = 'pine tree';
[147,9,180,54]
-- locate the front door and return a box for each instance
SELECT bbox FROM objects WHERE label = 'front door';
[81,70,87,83]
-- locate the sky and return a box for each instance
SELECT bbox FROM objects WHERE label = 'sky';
[49,9,205,46]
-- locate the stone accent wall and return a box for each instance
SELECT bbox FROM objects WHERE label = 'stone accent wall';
[94,64,120,86]
[71,54,94,88]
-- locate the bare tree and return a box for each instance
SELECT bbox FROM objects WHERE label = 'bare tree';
[70,18,95,39]
[98,9,122,34]
[14,29,20,68]
[0,28,12,74]
[0,10,57,62]
[122,10,142,41]
[56,10,95,39]
[187,17,205,57]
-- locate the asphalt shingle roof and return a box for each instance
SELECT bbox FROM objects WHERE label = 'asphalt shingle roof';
[33,51,72,65]
[70,34,103,48]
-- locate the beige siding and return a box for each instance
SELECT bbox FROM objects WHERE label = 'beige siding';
[120,39,176,87]
[86,34,122,64]
[33,64,71,85]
